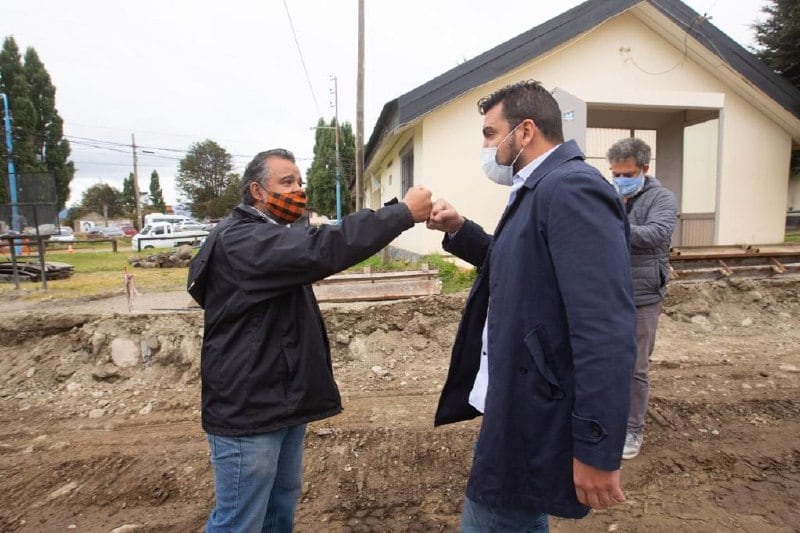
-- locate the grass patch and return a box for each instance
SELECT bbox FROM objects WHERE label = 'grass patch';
[348,255,414,273]
[0,248,189,300]
[786,230,800,244]
[45,250,138,272]
[349,253,476,294]
[422,254,476,294]
[1,248,476,301]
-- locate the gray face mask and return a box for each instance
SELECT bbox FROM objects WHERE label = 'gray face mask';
[480,124,523,186]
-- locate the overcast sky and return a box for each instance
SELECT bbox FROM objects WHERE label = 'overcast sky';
[2,0,768,209]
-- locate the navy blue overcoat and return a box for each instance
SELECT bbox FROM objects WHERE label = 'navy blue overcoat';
[435,140,637,518]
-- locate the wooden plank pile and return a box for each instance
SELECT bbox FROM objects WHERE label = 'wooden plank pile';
[0,260,75,282]
[313,266,441,302]
[669,245,800,282]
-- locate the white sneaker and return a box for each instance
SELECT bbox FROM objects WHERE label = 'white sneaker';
[622,432,643,460]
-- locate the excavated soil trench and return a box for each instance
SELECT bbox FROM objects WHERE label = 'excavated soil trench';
[0,278,798,532]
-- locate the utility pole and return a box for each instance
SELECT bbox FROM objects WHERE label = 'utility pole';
[1,93,19,233]
[355,0,365,211]
[331,76,342,223]
[131,133,142,230]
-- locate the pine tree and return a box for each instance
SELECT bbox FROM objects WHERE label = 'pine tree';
[339,122,356,211]
[753,0,800,173]
[149,170,166,213]
[121,172,136,214]
[305,118,354,219]
[24,47,74,210]
[754,0,800,91]
[0,36,39,204]
[0,36,74,210]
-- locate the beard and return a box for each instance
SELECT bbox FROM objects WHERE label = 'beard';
[504,137,523,171]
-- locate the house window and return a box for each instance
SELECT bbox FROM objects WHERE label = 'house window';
[400,142,413,196]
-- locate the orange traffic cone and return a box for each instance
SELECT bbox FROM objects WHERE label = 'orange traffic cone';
[67,244,74,254]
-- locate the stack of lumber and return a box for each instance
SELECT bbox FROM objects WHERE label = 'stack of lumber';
[0,260,74,282]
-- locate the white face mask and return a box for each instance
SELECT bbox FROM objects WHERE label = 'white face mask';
[480,124,524,186]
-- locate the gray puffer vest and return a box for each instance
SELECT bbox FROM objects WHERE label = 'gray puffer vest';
[625,176,678,306]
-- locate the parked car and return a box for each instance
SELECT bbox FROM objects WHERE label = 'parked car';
[203,219,221,231]
[49,227,76,242]
[175,219,205,232]
[131,221,208,250]
[87,226,125,238]
[120,225,138,237]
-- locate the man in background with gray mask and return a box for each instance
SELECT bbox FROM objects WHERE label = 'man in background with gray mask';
[608,137,678,460]
[426,80,637,531]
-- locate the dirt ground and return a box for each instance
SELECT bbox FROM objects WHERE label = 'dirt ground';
[0,277,798,532]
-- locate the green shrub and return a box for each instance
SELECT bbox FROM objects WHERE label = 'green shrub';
[348,253,475,294]
[349,255,413,272]
[422,254,476,294]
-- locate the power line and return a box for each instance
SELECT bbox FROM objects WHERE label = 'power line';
[282,0,322,118]
[65,135,189,153]
[63,134,267,159]
[70,145,184,162]
[70,160,154,168]
[63,120,208,139]
[3,131,316,171]
[9,129,316,162]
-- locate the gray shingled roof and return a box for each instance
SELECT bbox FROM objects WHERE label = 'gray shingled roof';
[366,0,800,164]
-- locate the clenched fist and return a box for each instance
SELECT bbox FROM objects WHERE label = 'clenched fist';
[403,186,433,223]
[426,198,464,234]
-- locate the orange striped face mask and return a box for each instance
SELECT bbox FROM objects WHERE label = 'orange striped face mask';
[264,189,307,224]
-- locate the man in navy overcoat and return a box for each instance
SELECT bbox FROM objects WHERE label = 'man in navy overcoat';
[427,80,637,530]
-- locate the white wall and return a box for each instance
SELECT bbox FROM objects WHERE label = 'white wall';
[369,128,416,209]
[716,95,792,243]
[683,120,718,213]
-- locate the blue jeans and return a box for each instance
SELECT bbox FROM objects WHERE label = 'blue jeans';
[461,496,549,532]
[206,425,306,533]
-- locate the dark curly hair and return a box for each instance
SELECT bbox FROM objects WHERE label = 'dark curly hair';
[477,80,564,144]
[606,138,651,168]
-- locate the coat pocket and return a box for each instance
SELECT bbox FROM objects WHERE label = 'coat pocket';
[523,328,564,400]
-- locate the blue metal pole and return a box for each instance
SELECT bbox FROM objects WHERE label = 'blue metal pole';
[335,167,342,222]
[333,124,342,224]
[1,93,19,233]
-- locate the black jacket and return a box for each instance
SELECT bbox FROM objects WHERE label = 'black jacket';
[199,203,414,436]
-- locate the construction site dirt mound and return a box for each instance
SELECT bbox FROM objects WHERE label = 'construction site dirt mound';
[0,278,798,532]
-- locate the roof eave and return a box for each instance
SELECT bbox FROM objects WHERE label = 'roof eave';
[365,99,398,166]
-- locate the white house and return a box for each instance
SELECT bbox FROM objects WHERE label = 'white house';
[364,0,800,255]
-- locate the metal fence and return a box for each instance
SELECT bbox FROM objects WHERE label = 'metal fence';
[1,172,60,235]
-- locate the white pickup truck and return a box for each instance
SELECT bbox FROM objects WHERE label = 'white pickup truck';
[131,221,209,251]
